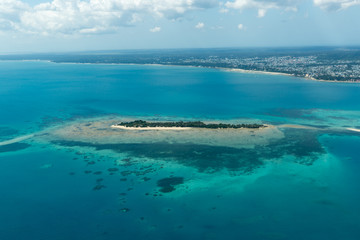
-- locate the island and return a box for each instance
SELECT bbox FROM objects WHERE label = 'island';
[111,120,265,130]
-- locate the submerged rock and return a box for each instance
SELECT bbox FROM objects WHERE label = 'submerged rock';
[120,208,130,213]
[93,184,106,191]
[108,167,119,172]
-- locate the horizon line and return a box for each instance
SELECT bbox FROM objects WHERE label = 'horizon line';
[1,45,360,55]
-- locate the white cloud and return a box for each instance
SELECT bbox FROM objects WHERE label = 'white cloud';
[225,0,360,15]
[313,0,360,11]
[219,8,229,13]
[225,0,300,17]
[238,23,244,30]
[0,0,29,30]
[195,22,205,29]
[0,0,217,35]
[257,8,267,17]
[2,0,360,36]
[149,26,161,32]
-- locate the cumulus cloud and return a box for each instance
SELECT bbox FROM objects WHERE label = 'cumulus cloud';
[225,0,360,15]
[0,0,217,35]
[2,0,360,35]
[313,0,360,11]
[0,0,28,30]
[195,22,205,29]
[149,26,161,32]
[238,23,244,30]
[257,8,267,17]
[225,0,300,17]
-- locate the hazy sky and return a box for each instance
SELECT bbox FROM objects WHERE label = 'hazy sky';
[1,0,360,53]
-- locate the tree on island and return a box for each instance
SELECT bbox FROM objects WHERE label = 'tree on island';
[116,120,265,129]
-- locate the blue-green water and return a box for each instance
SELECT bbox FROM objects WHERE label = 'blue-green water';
[1,61,360,240]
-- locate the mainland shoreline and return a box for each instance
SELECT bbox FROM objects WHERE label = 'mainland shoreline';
[3,59,358,83]
[127,63,360,83]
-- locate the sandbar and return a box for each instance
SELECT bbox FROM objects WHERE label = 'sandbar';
[347,128,360,132]
[278,124,318,130]
[0,134,34,146]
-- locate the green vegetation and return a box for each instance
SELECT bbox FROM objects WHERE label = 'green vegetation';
[116,120,265,129]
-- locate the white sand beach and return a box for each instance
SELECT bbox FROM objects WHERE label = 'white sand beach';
[111,125,192,130]
[224,68,294,77]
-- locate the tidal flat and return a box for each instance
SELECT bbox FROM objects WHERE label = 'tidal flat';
[32,116,330,176]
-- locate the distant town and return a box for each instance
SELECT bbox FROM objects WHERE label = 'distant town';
[1,47,360,82]
[179,54,360,82]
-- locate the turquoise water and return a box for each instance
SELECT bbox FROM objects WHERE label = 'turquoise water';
[0,61,360,239]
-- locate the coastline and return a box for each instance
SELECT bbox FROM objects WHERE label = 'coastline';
[219,67,295,78]
[112,62,360,83]
[94,63,360,83]
[2,60,358,83]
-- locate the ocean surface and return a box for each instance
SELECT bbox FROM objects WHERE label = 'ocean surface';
[0,61,360,240]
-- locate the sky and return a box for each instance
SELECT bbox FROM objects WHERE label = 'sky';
[1,0,360,53]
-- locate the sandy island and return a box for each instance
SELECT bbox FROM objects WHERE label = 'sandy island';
[111,124,270,131]
[38,119,280,150]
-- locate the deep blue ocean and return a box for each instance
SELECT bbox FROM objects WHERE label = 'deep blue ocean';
[1,61,360,240]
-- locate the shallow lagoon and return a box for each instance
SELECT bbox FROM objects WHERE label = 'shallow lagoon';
[0,61,360,239]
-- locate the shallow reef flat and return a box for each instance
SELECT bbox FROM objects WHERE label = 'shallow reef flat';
[264,108,360,130]
[40,117,283,150]
[33,116,329,176]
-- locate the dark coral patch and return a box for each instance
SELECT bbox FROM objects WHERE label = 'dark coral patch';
[157,177,184,193]
[108,168,119,172]
[0,127,19,140]
[0,142,31,153]
[93,184,106,191]
[52,128,325,173]
[52,140,263,173]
